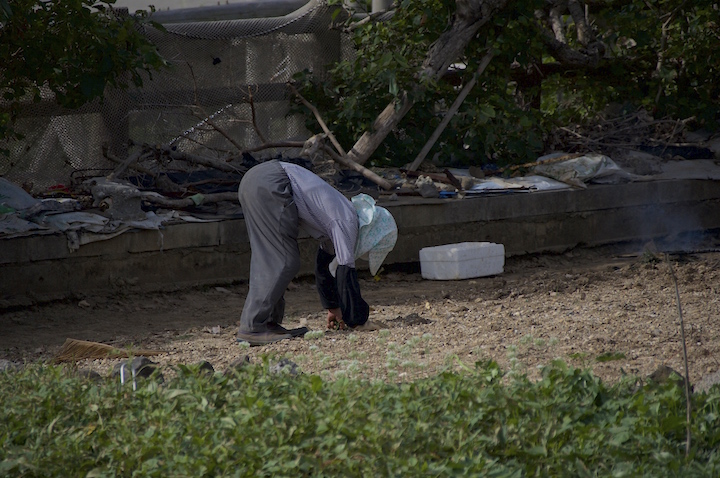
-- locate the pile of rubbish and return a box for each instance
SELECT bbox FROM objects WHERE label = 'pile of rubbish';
[1,144,716,250]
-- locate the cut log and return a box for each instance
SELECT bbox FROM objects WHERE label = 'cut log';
[346,0,511,166]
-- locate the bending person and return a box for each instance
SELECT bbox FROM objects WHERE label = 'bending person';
[237,160,397,346]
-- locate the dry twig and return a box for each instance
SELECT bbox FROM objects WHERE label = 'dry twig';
[665,254,693,458]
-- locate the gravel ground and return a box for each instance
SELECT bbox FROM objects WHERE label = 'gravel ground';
[3,243,720,389]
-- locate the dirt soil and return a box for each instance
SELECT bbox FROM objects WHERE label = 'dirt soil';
[2,245,720,386]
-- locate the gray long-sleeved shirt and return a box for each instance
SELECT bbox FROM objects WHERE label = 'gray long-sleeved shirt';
[279,162,358,267]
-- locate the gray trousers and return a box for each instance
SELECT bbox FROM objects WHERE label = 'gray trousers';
[238,161,301,332]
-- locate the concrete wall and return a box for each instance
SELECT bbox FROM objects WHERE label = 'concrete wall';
[2,178,719,307]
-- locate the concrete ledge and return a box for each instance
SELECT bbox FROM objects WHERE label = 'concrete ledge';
[2,178,719,307]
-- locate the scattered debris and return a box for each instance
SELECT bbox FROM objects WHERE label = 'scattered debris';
[54,338,164,363]
[0,359,22,373]
[112,356,163,386]
[389,313,433,327]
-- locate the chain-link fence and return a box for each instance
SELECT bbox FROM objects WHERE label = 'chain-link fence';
[2,0,352,191]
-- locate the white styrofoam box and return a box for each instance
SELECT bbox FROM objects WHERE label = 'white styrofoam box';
[419,242,505,280]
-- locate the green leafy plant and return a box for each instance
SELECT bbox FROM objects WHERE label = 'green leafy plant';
[295,0,719,169]
[596,351,627,362]
[0,0,167,148]
[1,360,720,475]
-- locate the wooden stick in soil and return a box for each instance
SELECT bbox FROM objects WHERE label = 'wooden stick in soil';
[665,254,692,457]
[408,51,494,172]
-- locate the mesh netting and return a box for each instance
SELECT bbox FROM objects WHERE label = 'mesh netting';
[1,1,353,191]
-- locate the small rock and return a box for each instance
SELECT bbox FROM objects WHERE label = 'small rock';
[460,176,475,190]
[228,355,251,372]
[417,183,440,198]
[648,365,685,387]
[389,313,433,327]
[75,368,103,381]
[0,359,22,373]
[695,369,720,394]
[196,360,215,375]
[468,166,485,179]
[270,358,299,376]
[78,300,91,309]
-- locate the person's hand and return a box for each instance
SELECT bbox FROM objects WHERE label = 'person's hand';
[326,308,346,330]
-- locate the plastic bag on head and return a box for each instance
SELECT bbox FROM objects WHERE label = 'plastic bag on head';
[352,193,397,275]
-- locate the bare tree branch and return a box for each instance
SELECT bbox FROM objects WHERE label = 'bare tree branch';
[245,85,268,144]
[288,82,347,157]
[345,0,511,166]
[161,146,246,173]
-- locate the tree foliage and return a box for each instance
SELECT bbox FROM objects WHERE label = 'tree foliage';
[295,0,720,168]
[0,0,166,147]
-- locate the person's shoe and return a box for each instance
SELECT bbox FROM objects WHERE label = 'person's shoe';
[268,323,310,338]
[236,329,292,346]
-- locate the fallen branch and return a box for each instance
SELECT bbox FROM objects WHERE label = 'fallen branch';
[198,110,245,152]
[288,82,347,157]
[493,152,584,175]
[289,82,395,191]
[107,150,151,180]
[346,0,511,166]
[142,191,239,208]
[161,147,246,174]
[103,147,157,178]
[321,144,394,191]
[228,140,306,158]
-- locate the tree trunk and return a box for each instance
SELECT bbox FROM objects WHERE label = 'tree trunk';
[346,0,511,166]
